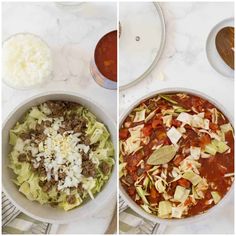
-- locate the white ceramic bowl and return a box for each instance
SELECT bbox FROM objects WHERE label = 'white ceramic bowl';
[2,91,117,224]
[2,33,53,90]
[119,88,234,226]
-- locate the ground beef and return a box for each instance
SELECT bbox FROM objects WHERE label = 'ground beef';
[79,118,87,129]
[77,183,84,193]
[80,134,90,145]
[79,135,85,142]
[18,153,27,162]
[74,118,87,133]
[47,101,81,117]
[81,151,89,161]
[38,166,47,177]
[65,102,80,110]
[39,180,45,187]
[42,120,52,127]
[71,118,80,128]
[62,117,86,134]
[29,129,36,138]
[40,179,57,193]
[137,167,145,176]
[58,172,66,181]
[73,124,82,133]
[34,133,47,143]
[27,152,33,160]
[63,120,73,131]
[125,175,134,185]
[30,163,37,171]
[82,160,96,177]
[49,179,57,185]
[84,136,90,146]
[58,127,66,135]
[46,101,67,117]
[91,143,99,151]
[50,202,58,207]
[99,161,111,175]
[69,187,77,192]
[19,132,31,141]
[42,181,52,192]
[35,123,45,134]
[66,195,76,204]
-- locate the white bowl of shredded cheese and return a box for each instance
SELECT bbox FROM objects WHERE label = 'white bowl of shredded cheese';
[2,33,53,89]
[2,91,117,224]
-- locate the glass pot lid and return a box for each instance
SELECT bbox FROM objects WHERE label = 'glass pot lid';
[119,2,166,89]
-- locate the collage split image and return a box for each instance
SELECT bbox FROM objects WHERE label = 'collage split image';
[1,1,235,235]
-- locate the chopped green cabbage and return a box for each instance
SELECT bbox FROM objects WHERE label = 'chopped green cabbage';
[171,205,186,218]
[205,139,230,155]
[173,106,190,113]
[143,176,150,191]
[8,103,114,211]
[204,143,217,155]
[133,110,146,122]
[159,95,178,104]
[141,204,152,214]
[19,182,35,201]
[211,191,221,204]
[220,123,233,134]
[158,201,172,218]
[59,194,82,211]
[174,186,190,202]
[182,171,202,186]
[212,140,230,153]
[29,107,46,120]
[192,185,201,199]
[162,115,172,127]
[119,162,127,178]
[9,131,18,146]
[136,186,149,205]
[155,179,166,193]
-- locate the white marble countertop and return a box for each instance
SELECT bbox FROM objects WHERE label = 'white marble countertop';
[2,2,117,234]
[2,1,235,234]
[120,2,234,234]
[2,2,117,121]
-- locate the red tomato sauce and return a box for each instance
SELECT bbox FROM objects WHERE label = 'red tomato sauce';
[119,93,234,218]
[94,30,117,82]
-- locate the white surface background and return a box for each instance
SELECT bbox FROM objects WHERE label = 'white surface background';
[120,2,234,234]
[2,2,117,234]
[2,2,117,121]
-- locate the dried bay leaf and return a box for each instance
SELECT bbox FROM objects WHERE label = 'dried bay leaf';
[147,145,177,165]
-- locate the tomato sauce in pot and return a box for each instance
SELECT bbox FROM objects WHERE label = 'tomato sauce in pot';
[94,30,117,82]
[119,92,234,219]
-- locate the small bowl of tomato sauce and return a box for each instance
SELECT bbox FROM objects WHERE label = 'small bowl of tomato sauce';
[90,30,117,90]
